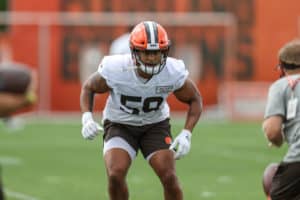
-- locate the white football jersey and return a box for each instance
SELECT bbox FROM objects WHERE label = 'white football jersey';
[98,54,188,126]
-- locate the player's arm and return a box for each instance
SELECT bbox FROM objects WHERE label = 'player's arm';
[0,93,31,117]
[80,72,110,140]
[173,78,202,132]
[80,72,110,113]
[262,115,284,147]
[0,70,37,118]
[170,78,202,159]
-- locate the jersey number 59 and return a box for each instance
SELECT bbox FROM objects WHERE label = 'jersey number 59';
[120,94,163,115]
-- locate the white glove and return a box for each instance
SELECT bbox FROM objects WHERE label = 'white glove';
[81,112,103,140]
[169,129,192,160]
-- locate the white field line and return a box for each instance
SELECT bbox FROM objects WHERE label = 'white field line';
[0,156,22,166]
[43,175,62,184]
[5,188,40,200]
[202,148,268,163]
[200,191,216,198]
[217,175,233,183]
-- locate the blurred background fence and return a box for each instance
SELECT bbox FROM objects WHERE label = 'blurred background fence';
[0,0,300,121]
[0,11,237,113]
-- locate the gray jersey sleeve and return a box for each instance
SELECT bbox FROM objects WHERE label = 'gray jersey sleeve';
[264,82,286,119]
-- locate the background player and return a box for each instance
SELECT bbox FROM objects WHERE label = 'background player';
[263,39,300,200]
[0,62,37,200]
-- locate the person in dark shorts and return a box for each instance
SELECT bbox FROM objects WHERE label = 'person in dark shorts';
[263,39,300,200]
[80,21,203,200]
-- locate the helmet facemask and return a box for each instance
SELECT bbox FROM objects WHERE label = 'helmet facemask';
[129,21,171,76]
[132,49,169,75]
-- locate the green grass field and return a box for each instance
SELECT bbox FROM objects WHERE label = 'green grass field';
[0,118,286,200]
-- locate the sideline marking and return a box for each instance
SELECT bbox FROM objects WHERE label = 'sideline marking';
[0,156,22,166]
[201,191,216,198]
[217,175,233,183]
[5,188,40,200]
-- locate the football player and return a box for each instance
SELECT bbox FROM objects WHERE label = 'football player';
[263,39,300,200]
[0,63,38,200]
[80,21,202,200]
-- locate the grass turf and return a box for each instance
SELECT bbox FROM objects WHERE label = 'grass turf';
[0,119,286,200]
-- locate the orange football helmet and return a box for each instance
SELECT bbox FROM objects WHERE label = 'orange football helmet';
[130,21,171,75]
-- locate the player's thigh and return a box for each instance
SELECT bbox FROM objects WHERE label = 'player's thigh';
[103,120,139,161]
[140,118,172,160]
[271,162,300,200]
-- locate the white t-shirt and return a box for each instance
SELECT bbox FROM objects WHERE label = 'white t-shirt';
[98,54,188,126]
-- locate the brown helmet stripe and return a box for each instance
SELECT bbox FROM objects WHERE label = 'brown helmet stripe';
[143,21,158,45]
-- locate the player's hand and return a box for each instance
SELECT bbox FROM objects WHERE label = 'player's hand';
[169,129,192,160]
[25,70,38,104]
[81,112,103,140]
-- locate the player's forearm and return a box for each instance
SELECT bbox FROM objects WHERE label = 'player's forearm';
[262,117,284,147]
[263,128,284,147]
[184,99,202,132]
[0,93,29,117]
[80,86,95,113]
